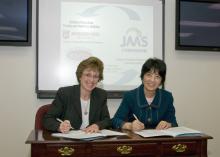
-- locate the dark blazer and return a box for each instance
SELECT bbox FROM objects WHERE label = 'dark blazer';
[112,84,178,129]
[43,85,111,132]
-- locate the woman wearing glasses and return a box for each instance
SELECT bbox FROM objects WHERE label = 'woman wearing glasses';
[43,57,111,133]
[112,58,178,131]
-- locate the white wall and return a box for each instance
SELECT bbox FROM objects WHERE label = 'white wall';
[0,0,219,157]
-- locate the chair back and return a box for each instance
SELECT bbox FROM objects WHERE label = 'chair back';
[35,104,51,130]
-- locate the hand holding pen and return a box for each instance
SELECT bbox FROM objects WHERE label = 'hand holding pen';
[56,118,74,133]
[132,114,145,131]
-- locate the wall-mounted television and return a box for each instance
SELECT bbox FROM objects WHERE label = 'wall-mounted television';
[0,0,32,46]
[175,0,220,51]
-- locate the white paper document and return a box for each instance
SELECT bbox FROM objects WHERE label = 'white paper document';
[52,129,126,140]
[135,126,202,138]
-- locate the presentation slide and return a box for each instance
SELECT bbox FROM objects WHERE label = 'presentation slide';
[37,0,163,96]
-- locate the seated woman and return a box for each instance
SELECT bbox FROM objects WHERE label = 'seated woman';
[112,58,178,131]
[43,57,111,133]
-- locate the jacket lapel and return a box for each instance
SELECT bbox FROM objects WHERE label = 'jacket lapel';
[89,89,97,123]
[71,85,82,119]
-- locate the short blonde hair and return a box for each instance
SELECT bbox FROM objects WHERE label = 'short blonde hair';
[76,56,104,83]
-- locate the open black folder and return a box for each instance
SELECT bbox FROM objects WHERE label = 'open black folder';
[135,126,202,138]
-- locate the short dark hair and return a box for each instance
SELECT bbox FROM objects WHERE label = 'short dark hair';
[140,58,166,84]
[76,56,104,83]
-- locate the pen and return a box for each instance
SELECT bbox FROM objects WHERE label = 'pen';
[56,118,74,129]
[133,114,139,121]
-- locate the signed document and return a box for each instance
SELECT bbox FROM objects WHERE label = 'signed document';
[52,129,126,140]
[135,126,202,138]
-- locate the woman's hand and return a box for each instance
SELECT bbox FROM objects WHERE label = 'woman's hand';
[131,120,145,131]
[83,124,100,133]
[122,120,145,131]
[58,120,72,133]
[156,120,171,130]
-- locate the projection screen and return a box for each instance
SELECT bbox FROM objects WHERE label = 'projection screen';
[37,0,164,98]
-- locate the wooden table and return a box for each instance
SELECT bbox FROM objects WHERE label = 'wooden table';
[26,129,212,157]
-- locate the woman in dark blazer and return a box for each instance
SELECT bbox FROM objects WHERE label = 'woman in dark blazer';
[112,58,178,131]
[43,57,111,133]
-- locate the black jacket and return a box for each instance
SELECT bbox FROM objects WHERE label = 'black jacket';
[43,85,111,132]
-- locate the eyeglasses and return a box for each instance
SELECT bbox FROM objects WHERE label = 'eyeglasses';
[82,73,100,81]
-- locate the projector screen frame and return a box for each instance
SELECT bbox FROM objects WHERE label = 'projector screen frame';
[36,0,165,99]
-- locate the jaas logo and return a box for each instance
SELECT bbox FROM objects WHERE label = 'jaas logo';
[121,28,148,48]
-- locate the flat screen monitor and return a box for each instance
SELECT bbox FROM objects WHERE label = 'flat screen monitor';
[175,0,220,51]
[0,0,32,46]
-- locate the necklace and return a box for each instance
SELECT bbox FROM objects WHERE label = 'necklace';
[80,98,90,115]
[84,105,88,115]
